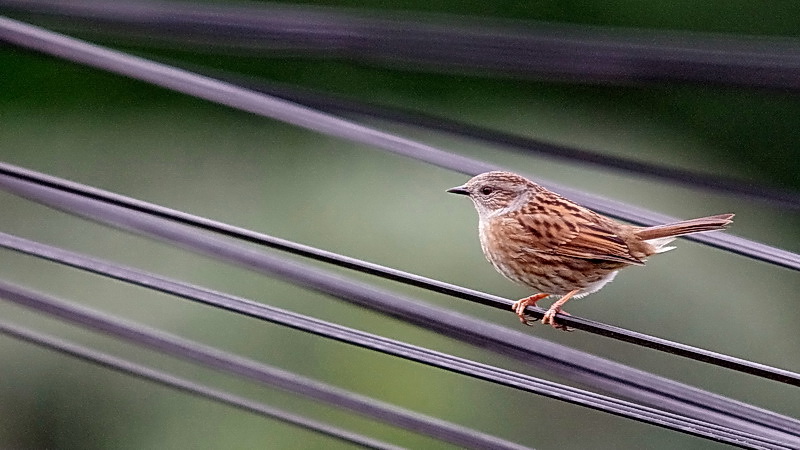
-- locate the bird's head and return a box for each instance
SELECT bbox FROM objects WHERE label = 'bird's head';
[447,171,539,218]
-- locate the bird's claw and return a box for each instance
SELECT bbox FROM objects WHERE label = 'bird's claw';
[511,293,549,325]
[542,307,573,331]
[519,314,536,326]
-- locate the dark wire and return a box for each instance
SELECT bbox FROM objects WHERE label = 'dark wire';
[1,166,799,393]
[2,174,800,445]
[221,75,800,210]
[0,284,529,450]
[0,321,403,450]
[4,0,800,91]
[0,17,797,271]
[0,282,792,450]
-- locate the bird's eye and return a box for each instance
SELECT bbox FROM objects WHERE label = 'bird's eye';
[480,186,493,195]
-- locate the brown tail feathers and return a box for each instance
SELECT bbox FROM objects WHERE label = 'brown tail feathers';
[636,213,734,241]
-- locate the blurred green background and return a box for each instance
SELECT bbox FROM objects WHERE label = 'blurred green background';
[1,1,799,449]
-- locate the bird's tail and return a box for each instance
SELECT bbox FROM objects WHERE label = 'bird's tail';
[636,213,734,254]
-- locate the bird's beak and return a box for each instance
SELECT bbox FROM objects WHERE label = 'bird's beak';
[446,185,469,195]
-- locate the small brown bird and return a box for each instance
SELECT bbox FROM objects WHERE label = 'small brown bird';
[448,171,733,330]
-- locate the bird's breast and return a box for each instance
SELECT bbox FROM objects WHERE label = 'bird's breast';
[478,216,624,295]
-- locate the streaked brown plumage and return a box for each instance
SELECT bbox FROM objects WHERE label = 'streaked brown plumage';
[448,171,734,330]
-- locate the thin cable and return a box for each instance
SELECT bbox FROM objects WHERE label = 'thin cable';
[4,0,800,91]
[0,321,403,450]
[2,175,800,443]
[217,74,799,210]
[1,167,799,391]
[0,282,793,450]
[0,17,796,270]
[0,293,528,449]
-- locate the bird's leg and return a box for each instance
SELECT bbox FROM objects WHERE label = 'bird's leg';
[511,293,550,325]
[542,289,580,330]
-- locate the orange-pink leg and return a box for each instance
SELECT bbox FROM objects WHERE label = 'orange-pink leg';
[511,293,550,325]
[541,289,580,330]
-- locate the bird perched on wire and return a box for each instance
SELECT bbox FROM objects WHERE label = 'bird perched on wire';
[448,171,733,330]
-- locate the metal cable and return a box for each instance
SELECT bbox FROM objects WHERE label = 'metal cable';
[0,285,530,450]
[217,74,799,210]
[0,321,403,450]
[4,0,800,91]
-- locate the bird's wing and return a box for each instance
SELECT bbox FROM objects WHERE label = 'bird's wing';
[517,212,644,265]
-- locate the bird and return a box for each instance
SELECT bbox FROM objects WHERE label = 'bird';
[447,171,734,330]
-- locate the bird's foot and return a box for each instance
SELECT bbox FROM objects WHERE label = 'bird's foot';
[541,289,580,331]
[542,307,573,331]
[511,293,550,326]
